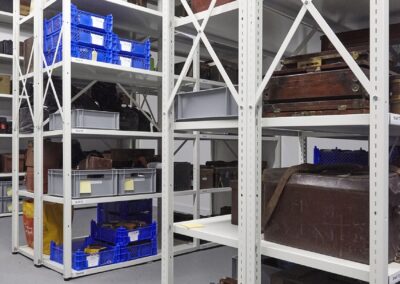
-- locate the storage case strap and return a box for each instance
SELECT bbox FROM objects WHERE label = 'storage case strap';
[261,163,368,229]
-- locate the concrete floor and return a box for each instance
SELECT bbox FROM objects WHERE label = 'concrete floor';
[0,209,236,284]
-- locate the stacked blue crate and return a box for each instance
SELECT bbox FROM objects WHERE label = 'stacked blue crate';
[44,4,113,65]
[112,34,151,70]
[313,146,369,165]
[94,200,157,261]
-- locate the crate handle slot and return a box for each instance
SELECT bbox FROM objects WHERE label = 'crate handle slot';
[130,173,145,178]
[86,174,105,179]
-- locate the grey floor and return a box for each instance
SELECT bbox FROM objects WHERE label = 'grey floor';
[0,209,236,284]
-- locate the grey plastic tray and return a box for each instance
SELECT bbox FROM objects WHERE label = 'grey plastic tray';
[0,181,12,198]
[175,87,238,121]
[49,109,120,131]
[1,198,12,214]
[48,169,118,198]
[117,168,156,195]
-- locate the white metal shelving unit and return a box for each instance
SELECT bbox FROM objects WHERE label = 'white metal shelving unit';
[0,7,25,218]
[11,0,277,280]
[162,1,400,284]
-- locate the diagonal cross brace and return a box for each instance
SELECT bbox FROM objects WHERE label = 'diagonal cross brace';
[117,83,161,132]
[166,0,217,111]
[41,29,64,125]
[255,5,307,105]
[256,0,372,105]
[181,0,240,104]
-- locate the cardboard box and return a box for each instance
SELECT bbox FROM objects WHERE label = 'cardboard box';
[0,75,11,95]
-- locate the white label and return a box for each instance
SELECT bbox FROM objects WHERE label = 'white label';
[120,57,132,68]
[86,254,100,268]
[128,230,139,242]
[91,17,104,29]
[90,180,103,185]
[91,34,104,46]
[120,41,132,52]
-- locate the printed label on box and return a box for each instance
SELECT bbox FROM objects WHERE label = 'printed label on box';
[120,41,132,52]
[91,34,104,46]
[120,57,132,68]
[87,254,100,268]
[91,17,104,29]
[6,187,12,197]
[124,179,135,191]
[80,181,92,194]
[92,50,98,61]
[128,230,139,242]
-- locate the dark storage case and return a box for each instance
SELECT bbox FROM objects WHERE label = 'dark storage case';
[262,165,400,264]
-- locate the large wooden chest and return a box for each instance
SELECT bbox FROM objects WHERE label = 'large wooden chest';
[262,166,400,264]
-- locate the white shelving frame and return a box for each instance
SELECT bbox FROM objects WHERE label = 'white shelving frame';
[11,0,281,280]
[163,1,398,284]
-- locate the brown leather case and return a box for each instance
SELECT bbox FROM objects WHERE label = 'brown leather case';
[191,0,234,13]
[265,68,369,103]
[264,98,370,117]
[262,166,400,264]
[78,156,112,170]
[200,167,214,189]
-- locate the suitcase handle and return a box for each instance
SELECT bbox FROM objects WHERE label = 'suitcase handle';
[86,174,105,179]
[262,163,369,230]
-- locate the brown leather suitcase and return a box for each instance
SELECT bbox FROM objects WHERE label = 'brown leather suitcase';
[219,278,237,284]
[321,23,400,52]
[0,154,24,173]
[262,165,400,264]
[200,167,214,189]
[23,37,34,74]
[264,98,370,117]
[265,68,369,104]
[191,0,234,13]
[127,0,147,6]
[25,140,62,193]
[78,155,112,170]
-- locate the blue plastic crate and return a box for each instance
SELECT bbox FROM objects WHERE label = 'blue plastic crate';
[313,146,369,166]
[112,53,150,70]
[112,35,151,58]
[120,238,158,262]
[44,4,113,35]
[91,220,157,246]
[50,237,122,271]
[97,200,153,225]
[45,44,112,65]
[44,27,112,52]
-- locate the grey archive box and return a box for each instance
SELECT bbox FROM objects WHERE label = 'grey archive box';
[175,87,238,121]
[48,169,118,198]
[117,168,156,195]
[49,109,120,131]
[0,181,12,198]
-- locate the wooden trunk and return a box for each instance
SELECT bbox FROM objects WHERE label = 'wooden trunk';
[262,167,400,264]
[265,68,369,103]
[264,98,370,117]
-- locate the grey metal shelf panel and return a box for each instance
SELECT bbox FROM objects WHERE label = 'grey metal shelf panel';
[174,215,400,283]
[42,187,232,206]
[44,59,224,92]
[0,11,13,24]
[20,0,162,37]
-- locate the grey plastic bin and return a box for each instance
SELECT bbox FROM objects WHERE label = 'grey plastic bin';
[48,169,118,198]
[0,181,12,198]
[49,109,120,131]
[1,198,12,214]
[117,168,156,195]
[175,87,238,121]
